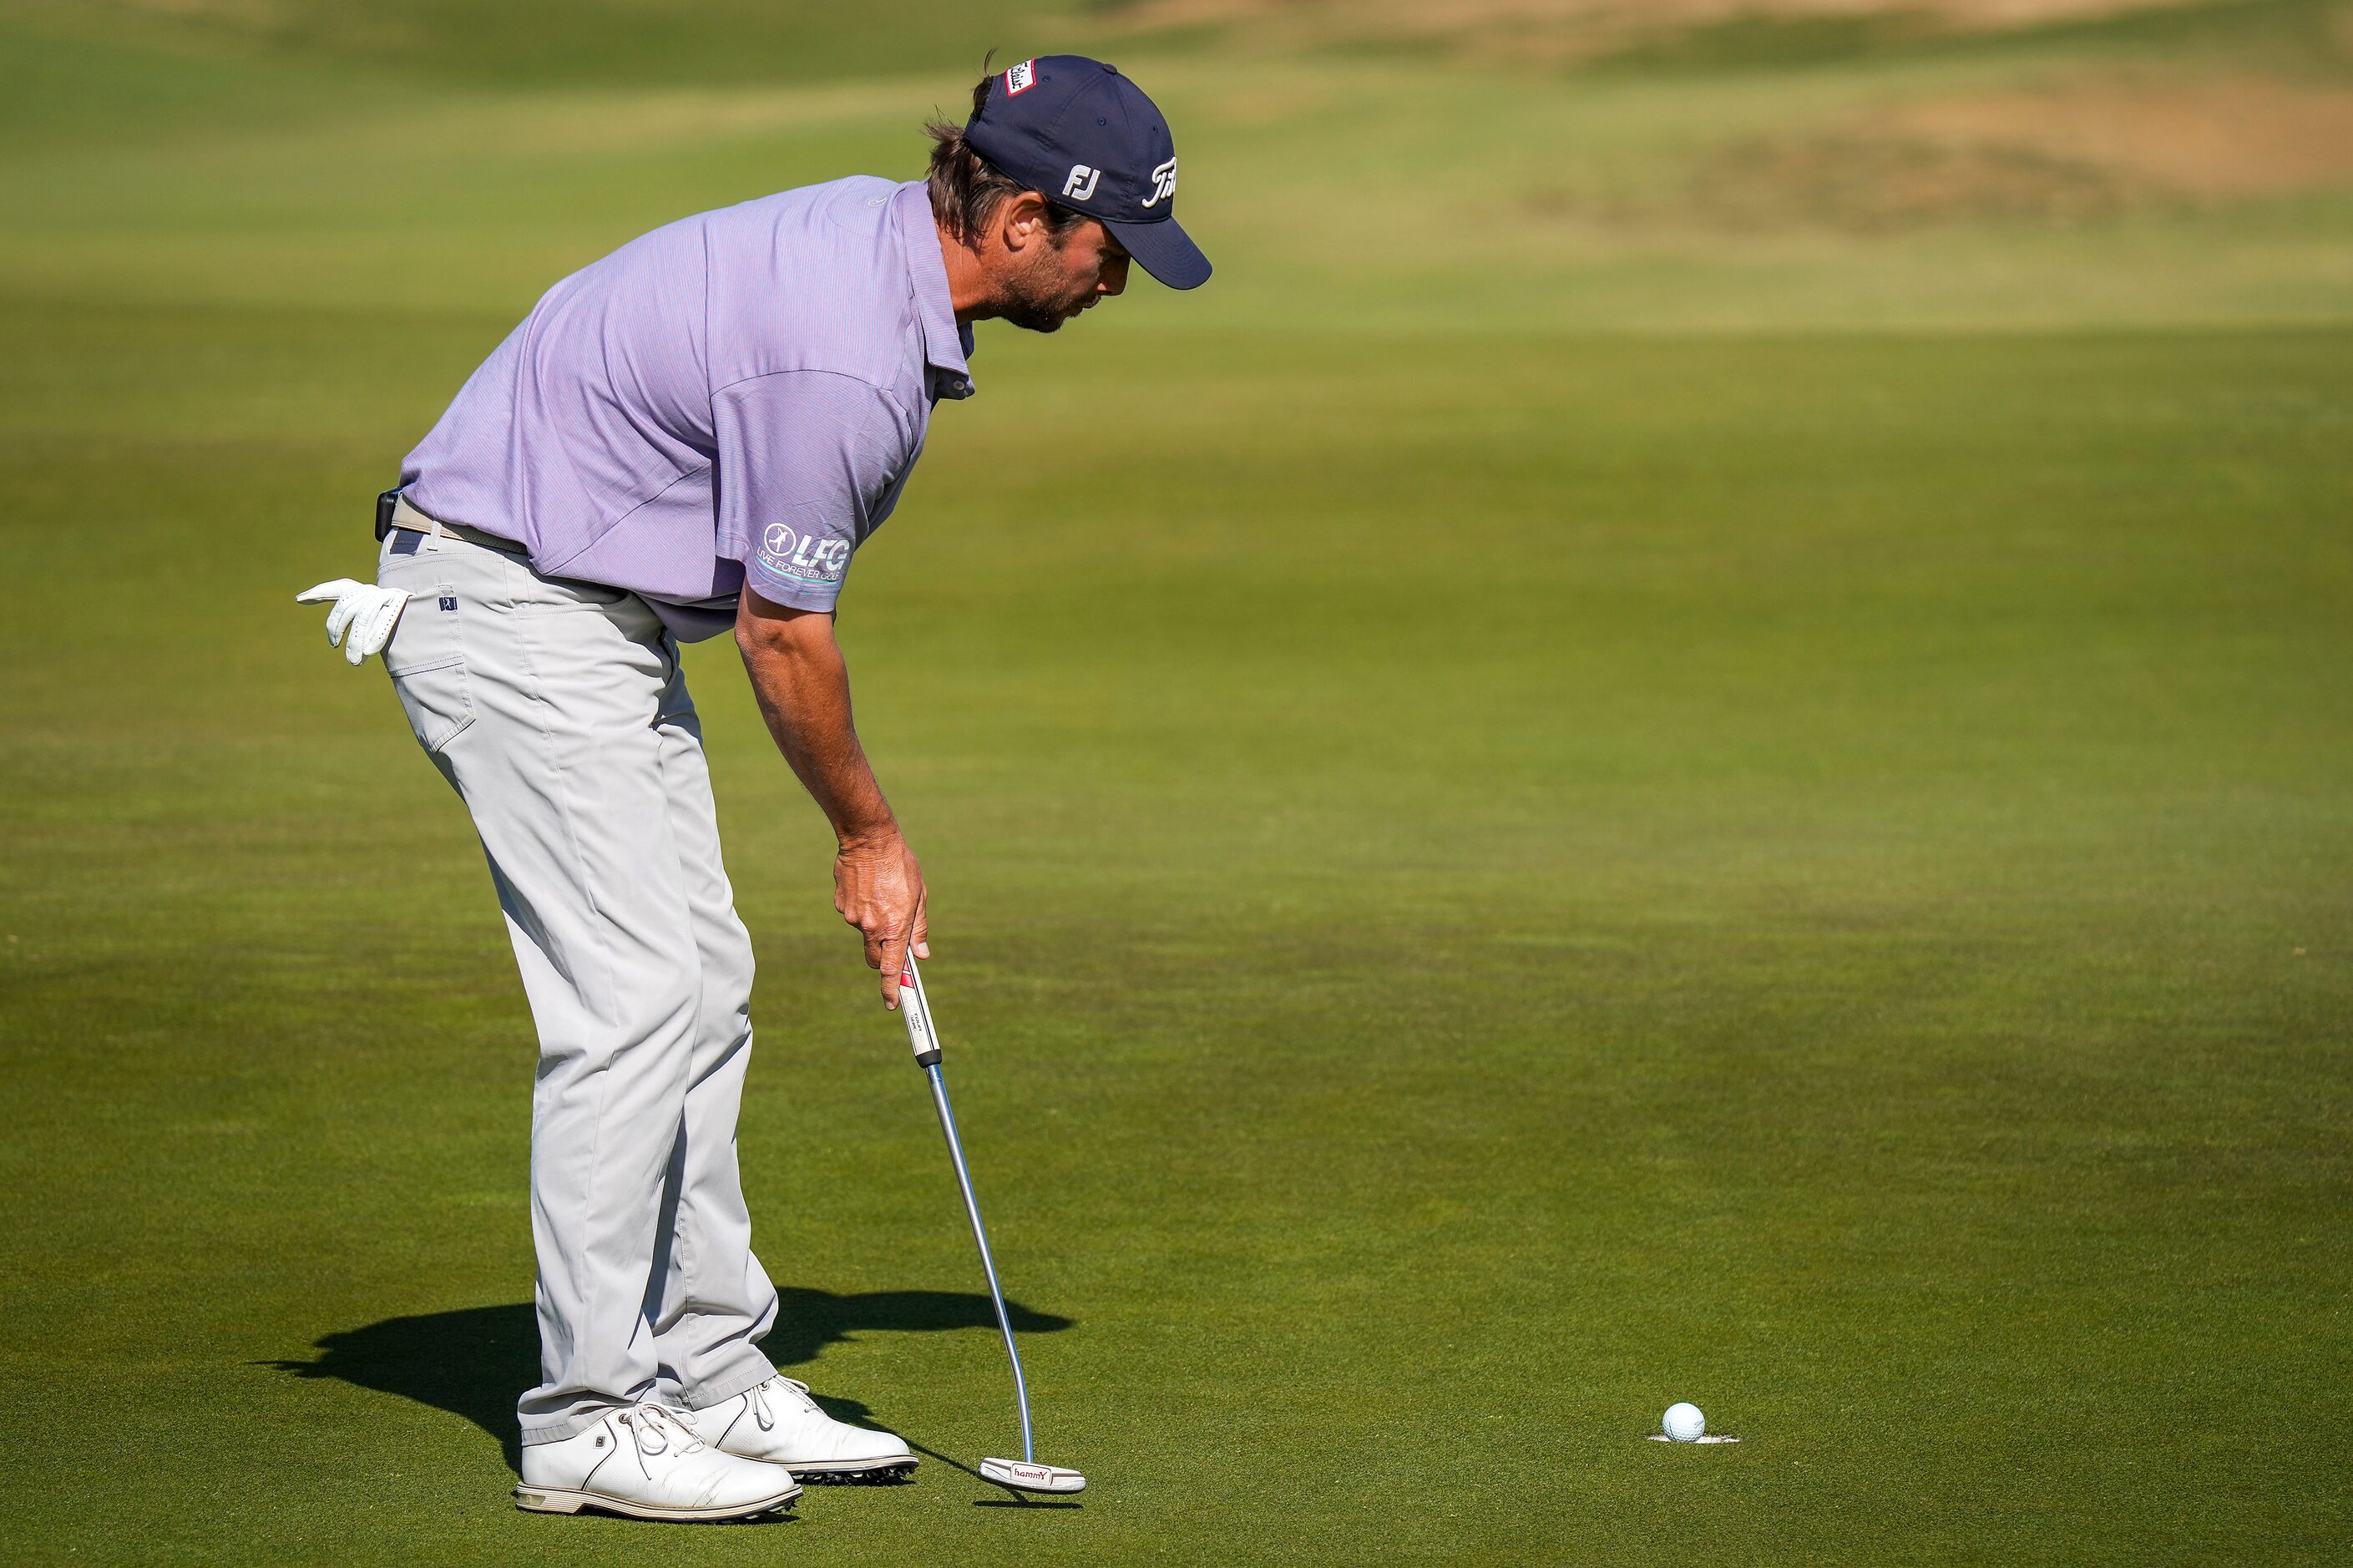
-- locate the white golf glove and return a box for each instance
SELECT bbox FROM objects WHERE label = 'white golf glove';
[296,579,412,665]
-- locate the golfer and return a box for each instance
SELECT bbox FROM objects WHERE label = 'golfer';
[296,57,1207,1521]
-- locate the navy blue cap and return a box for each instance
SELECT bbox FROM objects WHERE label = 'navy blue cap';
[964,55,1210,291]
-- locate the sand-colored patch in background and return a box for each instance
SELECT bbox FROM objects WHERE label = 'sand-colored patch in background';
[1097,0,2224,60]
[1891,76,2353,200]
[1688,73,2353,228]
[89,0,290,21]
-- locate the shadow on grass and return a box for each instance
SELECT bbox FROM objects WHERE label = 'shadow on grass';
[974,1496,1085,1510]
[261,1287,1074,1473]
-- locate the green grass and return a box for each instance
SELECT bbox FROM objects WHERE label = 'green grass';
[3,3,2350,1564]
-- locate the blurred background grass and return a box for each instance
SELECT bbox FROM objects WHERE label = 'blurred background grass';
[8,0,2353,327]
[1,3,2348,1565]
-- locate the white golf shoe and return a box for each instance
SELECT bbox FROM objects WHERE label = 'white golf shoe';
[686,1377,918,1483]
[514,1404,801,1521]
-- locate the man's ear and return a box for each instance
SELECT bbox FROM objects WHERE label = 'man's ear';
[997,190,1050,254]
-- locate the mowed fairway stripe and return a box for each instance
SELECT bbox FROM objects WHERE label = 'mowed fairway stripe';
[3,294,2346,1562]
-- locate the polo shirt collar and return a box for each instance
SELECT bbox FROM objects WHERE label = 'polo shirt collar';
[896,181,974,401]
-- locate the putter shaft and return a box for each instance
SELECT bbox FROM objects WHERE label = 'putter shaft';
[900,958,1036,1464]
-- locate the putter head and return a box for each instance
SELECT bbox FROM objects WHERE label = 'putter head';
[979,1457,1086,1495]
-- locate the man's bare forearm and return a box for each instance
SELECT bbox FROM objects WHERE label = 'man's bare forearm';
[735,595,893,844]
[736,586,927,1007]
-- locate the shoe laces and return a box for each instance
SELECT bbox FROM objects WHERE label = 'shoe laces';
[615,1404,704,1459]
[746,1377,821,1432]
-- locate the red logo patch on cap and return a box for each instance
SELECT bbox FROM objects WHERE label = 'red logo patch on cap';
[1005,58,1036,96]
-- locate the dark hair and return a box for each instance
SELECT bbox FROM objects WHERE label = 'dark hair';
[925,64,1093,245]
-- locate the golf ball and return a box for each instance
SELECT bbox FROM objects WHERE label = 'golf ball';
[1662,1402,1705,1442]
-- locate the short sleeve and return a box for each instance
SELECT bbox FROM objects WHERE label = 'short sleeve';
[713,372,913,612]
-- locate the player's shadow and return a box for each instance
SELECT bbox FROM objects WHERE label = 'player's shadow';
[261,1287,1073,1473]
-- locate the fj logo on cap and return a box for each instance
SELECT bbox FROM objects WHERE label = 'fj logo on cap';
[1060,164,1101,200]
[1142,156,1177,209]
[1005,59,1035,95]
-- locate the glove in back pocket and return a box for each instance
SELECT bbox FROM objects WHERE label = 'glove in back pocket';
[383,581,475,753]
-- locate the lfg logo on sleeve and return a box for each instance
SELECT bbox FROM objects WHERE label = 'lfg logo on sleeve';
[759,523,849,583]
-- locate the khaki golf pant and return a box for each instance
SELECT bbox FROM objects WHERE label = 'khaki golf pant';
[377,523,779,1445]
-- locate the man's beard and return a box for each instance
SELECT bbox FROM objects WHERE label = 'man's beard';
[997,242,1081,333]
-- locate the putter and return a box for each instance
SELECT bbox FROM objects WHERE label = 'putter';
[896,953,1086,1496]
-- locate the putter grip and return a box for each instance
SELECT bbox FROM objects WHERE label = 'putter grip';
[898,964,942,1069]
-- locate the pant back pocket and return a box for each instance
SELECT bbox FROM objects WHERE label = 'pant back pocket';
[383,582,476,753]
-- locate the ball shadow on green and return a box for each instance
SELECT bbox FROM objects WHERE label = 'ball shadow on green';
[260,1288,1075,1472]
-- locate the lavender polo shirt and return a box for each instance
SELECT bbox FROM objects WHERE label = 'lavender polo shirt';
[399,177,974,642]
